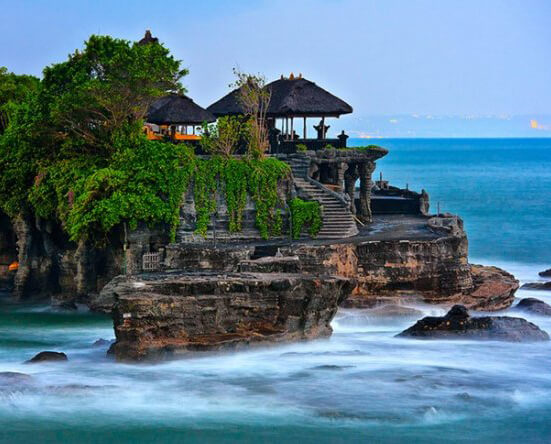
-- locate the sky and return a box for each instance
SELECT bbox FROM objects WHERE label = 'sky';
[1,0,550,137]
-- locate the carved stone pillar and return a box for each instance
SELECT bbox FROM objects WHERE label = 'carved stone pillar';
[336,162,348,193]
[308,162,320,181]
[358,161,375,223]
[344,163,358,214]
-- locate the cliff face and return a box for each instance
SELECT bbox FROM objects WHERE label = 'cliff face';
[0,214,168,305]
[161,215,516,312]
[108,272,356,362]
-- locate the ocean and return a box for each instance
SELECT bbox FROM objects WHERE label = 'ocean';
[1,138,550,443]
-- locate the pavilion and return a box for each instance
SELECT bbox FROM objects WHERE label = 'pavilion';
[145,94,215,142]
[207,74,353,153]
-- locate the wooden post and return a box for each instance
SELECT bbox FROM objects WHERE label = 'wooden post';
[290,117,294,140]
[303,117,307,139]
[321,117,326,139]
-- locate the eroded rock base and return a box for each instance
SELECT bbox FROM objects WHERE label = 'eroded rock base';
[108,272,355,362]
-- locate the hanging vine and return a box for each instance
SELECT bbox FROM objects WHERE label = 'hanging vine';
[289,197,322,239]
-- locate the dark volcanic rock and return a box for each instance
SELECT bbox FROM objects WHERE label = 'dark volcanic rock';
[108,271,356,362]
[93,338,112,347]
[25,351,68,363]
[515,298,551,316]
[521,281,551,291]
[397,305,549,342]
[539,269,551,278]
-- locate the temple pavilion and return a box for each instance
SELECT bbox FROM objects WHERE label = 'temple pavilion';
[207,73,353,153]
[144,94,215,142]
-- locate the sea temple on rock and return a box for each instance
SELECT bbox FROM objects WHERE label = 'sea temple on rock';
[0,31,521,361]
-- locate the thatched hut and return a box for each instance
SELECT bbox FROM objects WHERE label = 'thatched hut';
[145,94,215,142]
[208,74,353,151]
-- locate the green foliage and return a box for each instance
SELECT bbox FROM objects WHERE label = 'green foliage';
[248,157,290,239]
[223,158,250,232]
[289,198,322,239]
[0,35,292,245]
[192,156,290,238]
[0,67,39,133]
[296,143,308,152]
[64,140,195,243]
[193,156,222,236]
[323,144,336,150]
[42,34,187,152]
[200,116,249,157]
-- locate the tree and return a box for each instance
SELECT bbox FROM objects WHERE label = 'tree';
[0,33,189,229]
[42,35,187,152]
[200,115,249,157]
[0,67,39,134]
[231,69,271,158]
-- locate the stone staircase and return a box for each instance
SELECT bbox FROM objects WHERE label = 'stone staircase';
[286,155,358,239]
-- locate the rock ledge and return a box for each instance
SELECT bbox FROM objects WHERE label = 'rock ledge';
[108,271,356,361]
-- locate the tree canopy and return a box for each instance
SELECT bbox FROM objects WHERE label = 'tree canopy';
[0,34,188,236]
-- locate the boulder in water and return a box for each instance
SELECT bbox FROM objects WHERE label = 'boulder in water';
[539,269,551,278]
[93,338,112,347]
[0,372,33,386]
[515,298,551,316]
[521,281,551,291]
[397,305,549,342]
[25,351,68,364]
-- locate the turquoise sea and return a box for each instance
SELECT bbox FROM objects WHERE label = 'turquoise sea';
[1,138,550,443]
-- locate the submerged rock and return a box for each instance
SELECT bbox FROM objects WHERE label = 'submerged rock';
[521,281,551,291]
[366,304,424,319]
[0,372,33,385]
[515,298,551,316]
[108,271,356,362]
[93,338,112,347]
[539,269,551,278]
[397,305,549,342]
[25,351,68,364]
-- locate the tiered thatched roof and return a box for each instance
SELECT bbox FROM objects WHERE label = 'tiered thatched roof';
[138,30,159,45]
[147,94,215,125]
[207,76,353,118]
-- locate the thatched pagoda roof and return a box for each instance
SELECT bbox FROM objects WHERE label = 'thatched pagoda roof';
[146,94,216,125]
[207,76,353,118]
[138,30,159,45]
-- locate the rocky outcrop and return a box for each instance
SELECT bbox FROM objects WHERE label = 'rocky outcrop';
[521,281,551,291]
[515,298,551,316]
[460,265,519,311]
[397,305,549,342]
[25,351,68,363]
[107,272,355,361]
[539,269,551,278]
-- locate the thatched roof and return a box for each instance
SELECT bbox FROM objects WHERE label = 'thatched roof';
[146,94,216,125]
[207,76,353,118]
[138,30,159,45]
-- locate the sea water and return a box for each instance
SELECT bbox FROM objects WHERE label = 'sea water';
[1,138,550,443]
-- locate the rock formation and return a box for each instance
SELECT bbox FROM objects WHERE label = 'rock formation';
[108,272,355,361]
[25,351,68,363]
[514,298,551,316]
[397,305,549,342]
[521,281,551,291]
[539,268,551,278]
